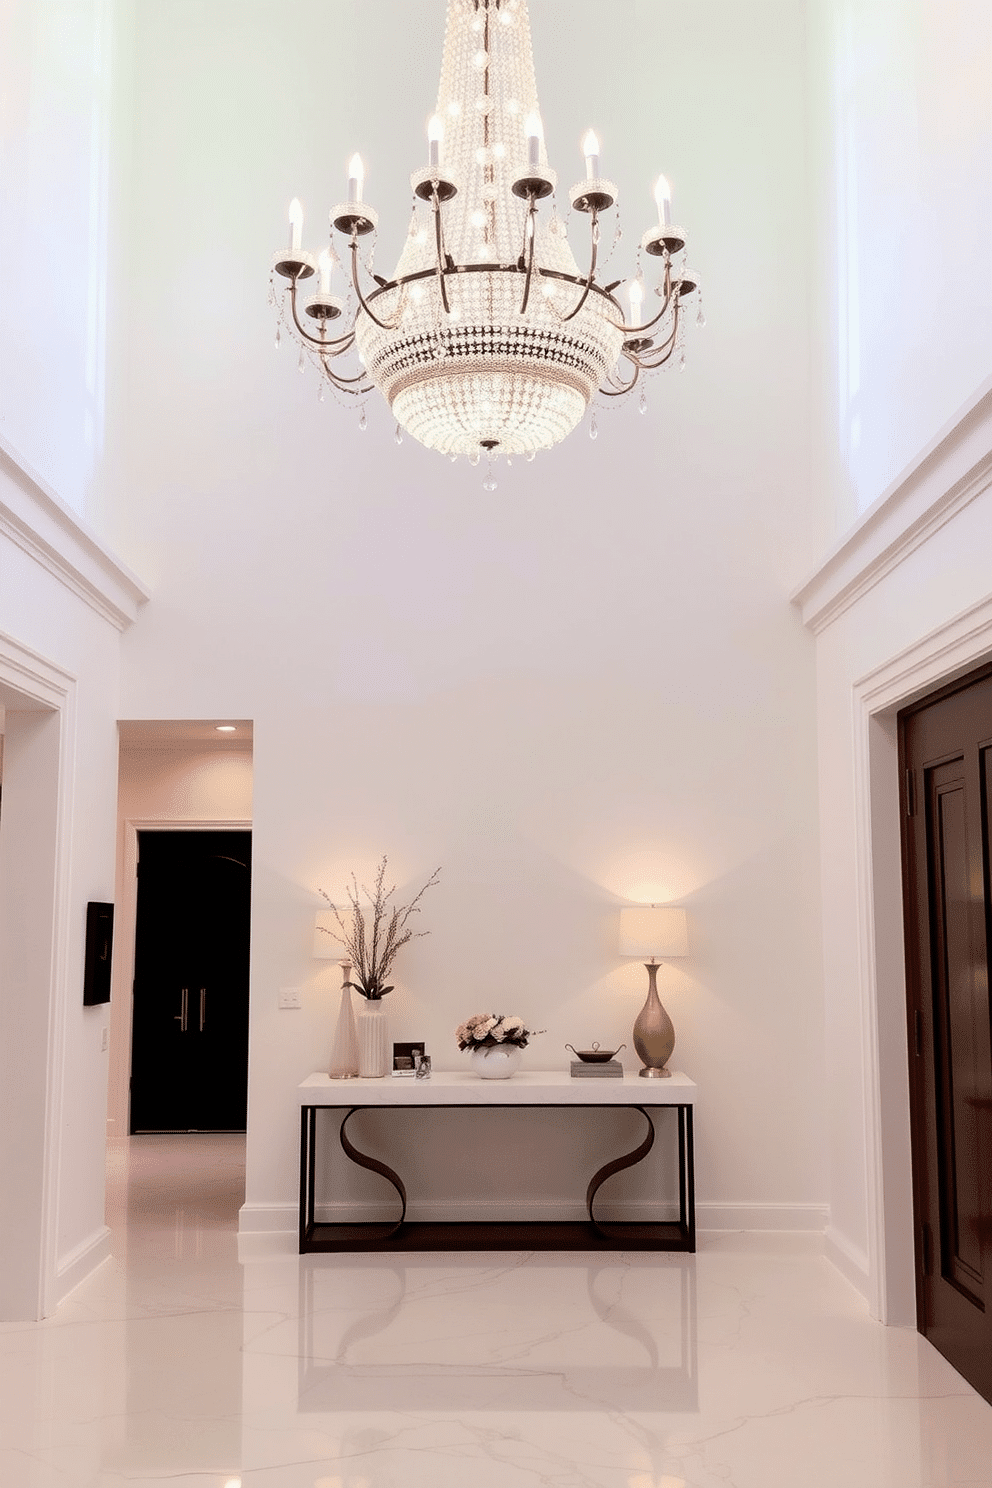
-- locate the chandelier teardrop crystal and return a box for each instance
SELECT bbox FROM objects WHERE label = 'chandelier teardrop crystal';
[271,0,701,462]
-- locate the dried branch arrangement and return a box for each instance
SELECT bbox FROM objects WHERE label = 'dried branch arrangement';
[319,857,441,999]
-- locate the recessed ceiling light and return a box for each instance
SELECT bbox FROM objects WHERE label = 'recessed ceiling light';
[216,725,237,733]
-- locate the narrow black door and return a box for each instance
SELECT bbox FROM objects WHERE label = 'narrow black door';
[900,669,992,1403]
[130,830,251,1133]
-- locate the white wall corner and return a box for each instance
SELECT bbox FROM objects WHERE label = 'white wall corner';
[238,1201,299,1235]
[0,434,149,631]
[792,374,992,634]
[54,1225,112,1307]
[238,1202,298,1260]
[824,1223,870,1301]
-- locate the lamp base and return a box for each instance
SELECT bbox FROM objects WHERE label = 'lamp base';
[632,961,676,1080]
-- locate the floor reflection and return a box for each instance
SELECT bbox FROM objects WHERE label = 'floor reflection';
[106,1134,246,1479]
[295,1252,698,1412]
[3,1136,991,1487]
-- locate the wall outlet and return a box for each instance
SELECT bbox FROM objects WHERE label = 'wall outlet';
[101,1027,109,1052]
[278,987,303,1010]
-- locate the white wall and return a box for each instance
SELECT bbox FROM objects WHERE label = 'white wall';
[0,0,114,517]
[812,0,992,526]
[4,0,986,1289]
[0,447,144,1316]
[108,743,253,1137]
[104,0,827,1244]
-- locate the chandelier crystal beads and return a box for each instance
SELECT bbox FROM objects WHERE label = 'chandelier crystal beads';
[271,0,700,465]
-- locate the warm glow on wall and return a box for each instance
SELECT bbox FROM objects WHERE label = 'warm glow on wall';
[598,848,703,906]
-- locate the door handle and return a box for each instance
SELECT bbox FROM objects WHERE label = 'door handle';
[174,987,188,1032]
[199,988,206,1032]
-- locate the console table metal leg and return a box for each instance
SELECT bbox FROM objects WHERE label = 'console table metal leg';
[678,1105,696,1251]
[300,1106,317,1252]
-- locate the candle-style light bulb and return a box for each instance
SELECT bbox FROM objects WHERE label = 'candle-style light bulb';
[427,114,443,169]
[525,112,543,169]
[582,129,600,180]
[288,197,303,254]
[654,174,672,227]
[318,248,332,296]
[627,276,644,328]
[348,154,365,205]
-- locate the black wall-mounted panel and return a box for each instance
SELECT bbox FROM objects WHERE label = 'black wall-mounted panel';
[83,901,114,1005]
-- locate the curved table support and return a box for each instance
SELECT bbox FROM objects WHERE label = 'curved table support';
[586,1106,655,1239]
[339,1107,408,1239]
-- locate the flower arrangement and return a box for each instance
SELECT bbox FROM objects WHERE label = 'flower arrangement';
[455,1013,544,1052]
[318,857,440,999]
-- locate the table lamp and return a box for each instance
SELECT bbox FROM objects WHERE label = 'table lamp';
[619,906,688,1078]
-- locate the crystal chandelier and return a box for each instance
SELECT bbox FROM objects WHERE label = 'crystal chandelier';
[270,0,701,477]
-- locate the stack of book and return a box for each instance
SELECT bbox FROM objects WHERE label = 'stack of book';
[569,1059,623,1078]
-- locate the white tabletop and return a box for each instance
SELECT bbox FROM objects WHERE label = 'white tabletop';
[299,1070,696,1106]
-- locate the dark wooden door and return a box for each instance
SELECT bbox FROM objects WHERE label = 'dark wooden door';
[901,668,992,1403]
[130,830,251,1133]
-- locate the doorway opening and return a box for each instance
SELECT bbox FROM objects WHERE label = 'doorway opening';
[898,662,992,1404]
[0,643,74,1320]
[108,721,254,1218]
[131,829,251,1133]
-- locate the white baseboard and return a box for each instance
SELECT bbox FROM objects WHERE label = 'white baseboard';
[55,1225,112,1306]
[237,1204,297,1260]
[237,1198,828,1261]
[696,1202,827,1232]
[238,1202,298,1233]
[824,1224,870,1298]
[240,1197,682,1227]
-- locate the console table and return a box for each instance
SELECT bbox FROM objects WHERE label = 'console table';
[299,1070,696,1253]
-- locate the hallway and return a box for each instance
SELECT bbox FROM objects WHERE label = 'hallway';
[0,1136,990,1486]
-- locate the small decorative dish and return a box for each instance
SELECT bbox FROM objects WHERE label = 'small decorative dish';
[565,1041,627,1064]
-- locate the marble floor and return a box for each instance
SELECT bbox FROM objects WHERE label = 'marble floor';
[1,1136,991,1487]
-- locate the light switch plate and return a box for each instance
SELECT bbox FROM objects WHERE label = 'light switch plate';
[101,1027,109,1052]
[279,987,303,1010]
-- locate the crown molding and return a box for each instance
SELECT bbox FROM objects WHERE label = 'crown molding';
[792,375,992,635]
[0,435,149,631]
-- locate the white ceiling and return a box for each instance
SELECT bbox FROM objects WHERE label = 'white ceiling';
[117,720,253,748]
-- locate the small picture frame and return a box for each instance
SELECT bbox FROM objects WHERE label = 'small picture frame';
[392,1041,426,1077]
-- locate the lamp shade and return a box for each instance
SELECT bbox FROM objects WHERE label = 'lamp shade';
[619,906,688,959]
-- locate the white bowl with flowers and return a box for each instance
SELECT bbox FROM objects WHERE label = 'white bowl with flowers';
[456,1013,544,1079]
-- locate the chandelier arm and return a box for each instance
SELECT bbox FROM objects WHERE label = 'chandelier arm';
[633,345,678,373]
[608,262,675,337]
[518,199,539,316]
[432,191,452,316]
[558,209,601,324]
[349,238,405,332]
[599,362,642,397]
[287,276,356,353]
[628,303,684,372]
[317,356,373,390]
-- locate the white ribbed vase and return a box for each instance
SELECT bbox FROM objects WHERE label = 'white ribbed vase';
[357,999,390,1078]
[470,1045,522,1079]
